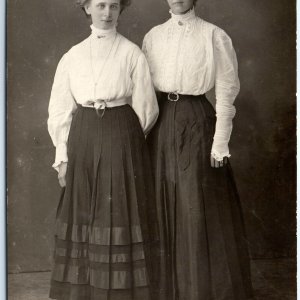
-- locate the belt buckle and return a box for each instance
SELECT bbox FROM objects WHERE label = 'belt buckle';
[168,92,179,102]
[94,100,107,118]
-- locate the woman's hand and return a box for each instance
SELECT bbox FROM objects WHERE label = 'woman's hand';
[210,155,228,168]
[58,162,68,187]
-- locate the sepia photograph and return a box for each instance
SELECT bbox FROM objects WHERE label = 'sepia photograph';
[7,0,296,299]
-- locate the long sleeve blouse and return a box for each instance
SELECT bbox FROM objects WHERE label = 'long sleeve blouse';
[48,25,158,170]
[142,8,240,160]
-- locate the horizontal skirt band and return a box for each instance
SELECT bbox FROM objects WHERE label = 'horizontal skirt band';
[55,238,146,254]
[55,247,145,263]
[49,280,151,300]
[54,256,146,271]
[55,221,143,245]
[52,263,149,289]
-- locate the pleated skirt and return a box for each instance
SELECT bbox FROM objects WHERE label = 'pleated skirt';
[49,104,158,300]
[147,93,254,300]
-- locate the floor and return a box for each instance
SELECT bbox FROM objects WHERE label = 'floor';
[8,259,296,300]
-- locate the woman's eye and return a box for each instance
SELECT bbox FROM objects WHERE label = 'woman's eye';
[111,4,118,9]
[98,4,105,9]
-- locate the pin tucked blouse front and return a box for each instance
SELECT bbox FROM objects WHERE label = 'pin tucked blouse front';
[142,9,240,160]
[48,26,158,170]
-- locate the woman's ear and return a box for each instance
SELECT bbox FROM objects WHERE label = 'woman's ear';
[84,2,91,15]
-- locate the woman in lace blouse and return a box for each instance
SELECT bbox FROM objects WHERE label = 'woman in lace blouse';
[143,0,254,299]
[47,0,159,299]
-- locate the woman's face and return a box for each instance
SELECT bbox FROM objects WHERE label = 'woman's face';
[166,0,194,15]
[84,0,121,30]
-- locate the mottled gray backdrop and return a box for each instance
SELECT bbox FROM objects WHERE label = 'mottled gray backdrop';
[7,0,296,273]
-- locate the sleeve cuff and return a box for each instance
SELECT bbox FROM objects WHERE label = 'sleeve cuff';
[52,143,68,172]
[211,142,231,161]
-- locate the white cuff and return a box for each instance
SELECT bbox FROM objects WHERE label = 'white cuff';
[52,143,68,172]
[211,142,231,161]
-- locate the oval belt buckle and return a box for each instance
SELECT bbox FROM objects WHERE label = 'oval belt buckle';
[168,92,179,102]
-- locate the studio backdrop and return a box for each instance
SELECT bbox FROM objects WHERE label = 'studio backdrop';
[7,0,296,273]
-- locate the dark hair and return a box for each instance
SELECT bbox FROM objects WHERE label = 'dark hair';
[76,0,131,13]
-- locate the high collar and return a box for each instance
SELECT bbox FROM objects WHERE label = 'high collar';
[170,6,196,25]
[90,24,117,39]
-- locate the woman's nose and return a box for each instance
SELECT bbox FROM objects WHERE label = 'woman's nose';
[103,6,112,17]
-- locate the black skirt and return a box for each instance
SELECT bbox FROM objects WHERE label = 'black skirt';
[147,93,254,300]
[49,105,158,300]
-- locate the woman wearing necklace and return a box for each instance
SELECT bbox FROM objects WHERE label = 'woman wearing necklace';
[143,0,254,299]
[48,0,159,299]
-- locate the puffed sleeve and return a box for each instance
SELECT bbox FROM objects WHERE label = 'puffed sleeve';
[48,53,77,171]
[211,28,240,161]
[131,51,159,135]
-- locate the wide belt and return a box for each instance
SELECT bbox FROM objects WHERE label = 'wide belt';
[81,97,128,117]
[160,92,205,102]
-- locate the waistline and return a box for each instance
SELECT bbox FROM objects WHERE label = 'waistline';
[79,97,129,117]
[81,97,128,109]
[160,92,205,102]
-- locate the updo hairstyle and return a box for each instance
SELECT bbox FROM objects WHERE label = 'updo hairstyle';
[76,0,131,13]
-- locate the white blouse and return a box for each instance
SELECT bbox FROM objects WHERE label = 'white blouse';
[48,25,158,170]
[142,8,240,160]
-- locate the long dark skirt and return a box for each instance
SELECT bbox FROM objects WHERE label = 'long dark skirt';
[49,105,158,300]
[147,93,254,300]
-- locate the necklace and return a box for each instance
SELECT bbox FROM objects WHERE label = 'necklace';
[89,33,117,102]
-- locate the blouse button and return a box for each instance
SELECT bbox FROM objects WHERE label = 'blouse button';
[178,21,183,26]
